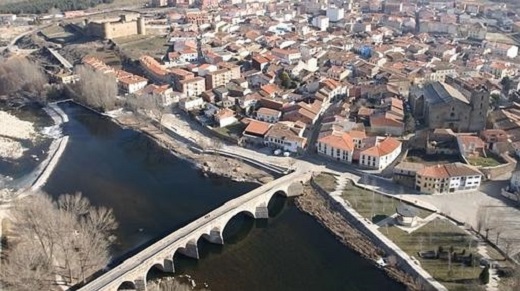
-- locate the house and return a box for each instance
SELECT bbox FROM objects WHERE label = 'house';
[393,162,426,188]
[256,107,282,123]
[485,42,519,59]
[116,73,148,94]
[480,129,511,154]
[415,163,482,194]
[137,84,177,106]
[327,66,350,81]
[214,108,237,128]
[252,55,269,71]
[139,55,171,84]
[179,76,206,97]
[359,137,402,170]
[456,135,486,158]
[242,119,271,145]
[264,122,307,153]
[179,96,204,111]
[370,114,404,136]
[270,48,302,64]
[316,132,355,163]
[260,83,282,98]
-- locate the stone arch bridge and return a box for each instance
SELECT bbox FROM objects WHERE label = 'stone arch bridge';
[78,171,311,291]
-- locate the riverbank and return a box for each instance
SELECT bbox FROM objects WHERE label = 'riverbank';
[114,113,275,184]
[1,102,69,196]
[295,183,419,290]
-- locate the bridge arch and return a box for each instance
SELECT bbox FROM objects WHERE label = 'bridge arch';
[117,281,137,290]
[219,209,257,244]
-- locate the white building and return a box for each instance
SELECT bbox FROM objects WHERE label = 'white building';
[214,108,237,128]
[312,16,329,31]
[415,163,482,194]
[264,122,307,153]
[485,42,519,59]
[326,6,344,22]
[256,107,282,123]
[180,77,206,97]
[115,72,148,94]
[179,96,204,111]
[359,137,402,170]
[317,132,354,163]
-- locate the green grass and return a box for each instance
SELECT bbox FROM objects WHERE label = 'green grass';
[115,35,169,59]
[385,219,484,290]
[214,122,246,139]
[313,172,338,193]
[342,182,432,223]
[467,156,502,167]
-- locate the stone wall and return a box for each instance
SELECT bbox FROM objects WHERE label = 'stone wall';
[479,153,517,181]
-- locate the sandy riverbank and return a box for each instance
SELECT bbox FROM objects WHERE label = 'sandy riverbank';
[295,183,420,290]
[0,103,69,197]
[0,111,39,160]
[114,113,274,184]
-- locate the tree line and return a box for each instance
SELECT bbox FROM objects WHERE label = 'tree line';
[0,57,48,104]
[0,192,117,290]
[0,0,114,14]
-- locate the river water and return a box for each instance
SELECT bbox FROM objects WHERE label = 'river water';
[43,103,404,291]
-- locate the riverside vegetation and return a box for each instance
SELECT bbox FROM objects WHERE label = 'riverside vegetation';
[0,192,117,290]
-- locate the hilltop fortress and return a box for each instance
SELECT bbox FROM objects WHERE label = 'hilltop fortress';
[85,13,145,39]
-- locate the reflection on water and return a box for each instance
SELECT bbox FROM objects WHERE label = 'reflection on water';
[44,103,404,291]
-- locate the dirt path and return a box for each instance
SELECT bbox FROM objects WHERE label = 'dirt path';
[114,113,274,184]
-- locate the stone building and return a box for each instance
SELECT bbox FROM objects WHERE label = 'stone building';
[85,14,146,40]
[409,77,489,132]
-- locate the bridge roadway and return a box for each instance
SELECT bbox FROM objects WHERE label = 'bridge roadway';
[78,170,311,291]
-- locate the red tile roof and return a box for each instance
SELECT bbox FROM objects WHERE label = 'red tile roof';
[361,137,401,157]
[244,120,271,136]
[319,132,354,151]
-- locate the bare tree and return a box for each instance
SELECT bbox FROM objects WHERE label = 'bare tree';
[476,205,488,235]
[74,65,117,112]
[0,191,117,288]
[0,57,48,103]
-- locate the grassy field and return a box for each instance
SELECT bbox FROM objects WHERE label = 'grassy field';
[385,219,484,290]
[213,122,246,139]
[115,35,169,59]
[342,182,432,223]
[313,172,338,193]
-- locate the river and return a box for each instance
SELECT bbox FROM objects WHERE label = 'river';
[43,103,404,291]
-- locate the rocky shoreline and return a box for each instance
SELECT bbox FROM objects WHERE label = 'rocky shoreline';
[295,183,421,291]
[113,113,274,185]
